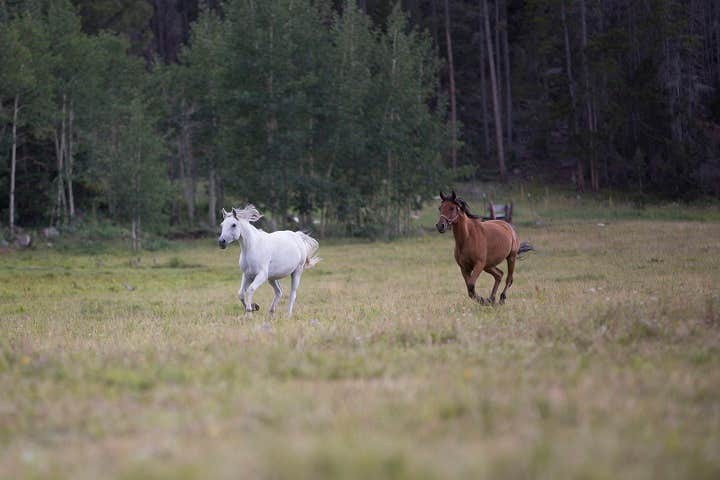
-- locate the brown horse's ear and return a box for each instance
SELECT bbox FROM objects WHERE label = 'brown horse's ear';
[451,190,457,200]
[440,191,446,201]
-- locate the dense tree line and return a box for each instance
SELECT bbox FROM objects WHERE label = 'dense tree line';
[0,0,447,245]
[417,0,720,196]
[2,0,720,248]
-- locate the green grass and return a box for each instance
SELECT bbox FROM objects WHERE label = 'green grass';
[1,216,720,479]
[415,182,720,228]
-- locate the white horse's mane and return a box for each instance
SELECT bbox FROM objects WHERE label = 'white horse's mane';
[223,204,263,223]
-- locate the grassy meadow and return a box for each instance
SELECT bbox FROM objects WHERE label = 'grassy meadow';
[1,193,720,479]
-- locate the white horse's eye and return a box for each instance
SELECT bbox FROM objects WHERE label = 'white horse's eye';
[232,224,237,228]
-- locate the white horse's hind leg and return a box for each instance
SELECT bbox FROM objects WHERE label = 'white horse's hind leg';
[244,271,268,312]
[269,280,283,313]
[288,268,303,316]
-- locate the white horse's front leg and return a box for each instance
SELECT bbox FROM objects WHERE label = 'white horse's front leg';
[287,269,303,316]
[244,271,268,312]
[238,273,250,309]
[269,280,283,314]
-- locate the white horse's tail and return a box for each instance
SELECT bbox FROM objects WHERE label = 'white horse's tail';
[297,232,321,269]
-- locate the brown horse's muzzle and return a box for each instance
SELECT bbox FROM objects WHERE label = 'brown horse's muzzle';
[436,221,448,233]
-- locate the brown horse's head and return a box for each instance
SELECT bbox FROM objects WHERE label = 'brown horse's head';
[437,190,460,233]
[437,190,479,233]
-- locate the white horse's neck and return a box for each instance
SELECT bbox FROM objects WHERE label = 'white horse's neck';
[236,219,261,251]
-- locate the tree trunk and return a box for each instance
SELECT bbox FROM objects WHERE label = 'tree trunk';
[132,127,142,252]
[54,95,68,224]
[178,102,196,227]
[430,0,439,51]
[501,0,512,154]
[66,100,75,221]
[478,1,490,157]
[9,94,19,237]
[495,0,502,121]
[108,124,118,217]
[443,0,458,171]
[208,161,217,228]
[580,0,593,191]
[590,99,599,191]
[131,216,141,251]
[561,0,579,134]
[386,27,398,238]
[483,0,506,181]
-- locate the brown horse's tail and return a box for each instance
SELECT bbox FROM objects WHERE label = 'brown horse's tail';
[517,241,535,260]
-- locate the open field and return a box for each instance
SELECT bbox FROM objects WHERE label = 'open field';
[2,215,720,478]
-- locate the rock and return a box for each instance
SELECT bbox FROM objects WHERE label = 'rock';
[42,226,60,239]
[14,233,32,248]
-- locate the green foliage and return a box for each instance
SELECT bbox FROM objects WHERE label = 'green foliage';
[206,0,448,238]
[2,0,447,240]
[0,0,167,248]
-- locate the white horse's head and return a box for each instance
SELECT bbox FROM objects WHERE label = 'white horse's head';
[218,205,263,249]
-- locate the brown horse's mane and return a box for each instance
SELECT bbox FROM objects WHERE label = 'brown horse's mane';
[440,190,480,219]
[454,198,480,219]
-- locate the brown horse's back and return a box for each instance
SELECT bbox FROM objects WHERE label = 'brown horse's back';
[479,220,518,267]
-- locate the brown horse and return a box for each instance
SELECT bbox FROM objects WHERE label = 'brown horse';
[436,190,533,304]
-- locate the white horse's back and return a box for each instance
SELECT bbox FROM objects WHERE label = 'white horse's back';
[264,230,319,279]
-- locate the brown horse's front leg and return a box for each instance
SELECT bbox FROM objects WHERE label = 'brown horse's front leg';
[462,263,488,304]
[461,268,477,299]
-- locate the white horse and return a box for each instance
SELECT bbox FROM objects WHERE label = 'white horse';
[218,205,320,315]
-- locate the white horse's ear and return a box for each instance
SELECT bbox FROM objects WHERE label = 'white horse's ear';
[222,208,230,218]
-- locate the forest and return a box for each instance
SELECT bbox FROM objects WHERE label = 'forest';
[2,0,720,245]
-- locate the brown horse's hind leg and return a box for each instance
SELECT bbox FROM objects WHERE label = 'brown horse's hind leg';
[499,255,516,304]
[485,267,504,304]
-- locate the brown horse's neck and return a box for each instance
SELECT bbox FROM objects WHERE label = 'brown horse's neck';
[452,214,472,247]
